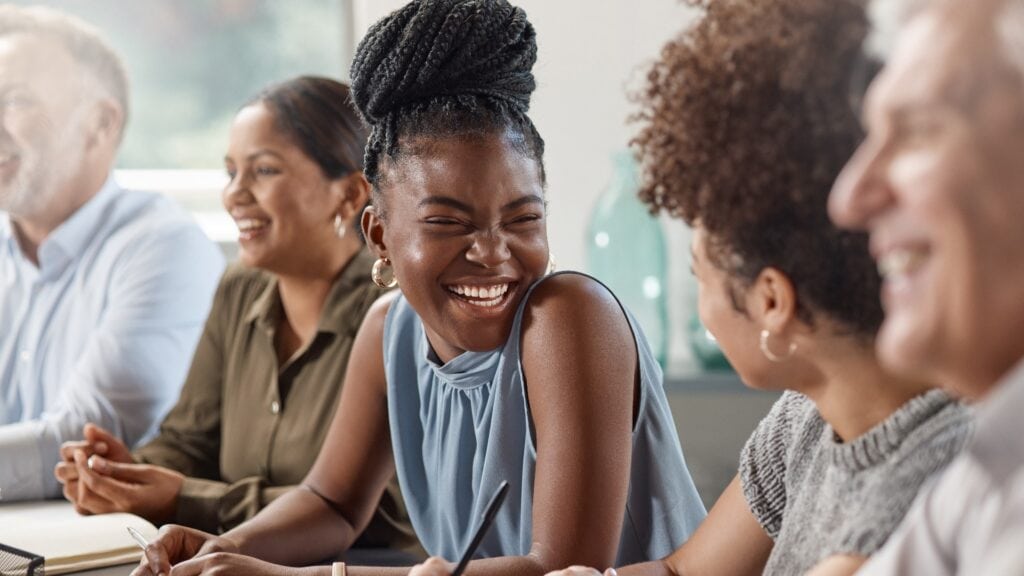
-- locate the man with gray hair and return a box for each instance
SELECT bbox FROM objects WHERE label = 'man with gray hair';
[828,0,1024,572]
[0,6,223,501]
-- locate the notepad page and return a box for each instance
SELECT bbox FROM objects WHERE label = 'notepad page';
[0,501,158,575]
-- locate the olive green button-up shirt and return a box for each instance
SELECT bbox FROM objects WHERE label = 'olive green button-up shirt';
[133,249,416,550]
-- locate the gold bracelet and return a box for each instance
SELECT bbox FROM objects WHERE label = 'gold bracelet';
[332,562,347,576]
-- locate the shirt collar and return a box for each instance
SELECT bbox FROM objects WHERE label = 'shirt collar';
[35,175,121,276]
[245,247,377,337]
[0,215,13,250]
[967,357,1024,483]
[0,216,19,286]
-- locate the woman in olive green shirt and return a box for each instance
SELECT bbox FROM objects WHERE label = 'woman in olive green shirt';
[54,77,416,550]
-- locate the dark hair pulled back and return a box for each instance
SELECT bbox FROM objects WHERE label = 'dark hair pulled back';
[252,75,368,179]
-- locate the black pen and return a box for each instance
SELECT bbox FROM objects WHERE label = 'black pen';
[450,480,510,576]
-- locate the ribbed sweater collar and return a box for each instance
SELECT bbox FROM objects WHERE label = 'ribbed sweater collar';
[825,389,953,471]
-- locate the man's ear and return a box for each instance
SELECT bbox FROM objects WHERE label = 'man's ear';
[85,98,124,150]
[362,204,387,259]
[746,267,800,335]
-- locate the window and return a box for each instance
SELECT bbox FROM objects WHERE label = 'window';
[13,0,353,250]
[14,0,352,169]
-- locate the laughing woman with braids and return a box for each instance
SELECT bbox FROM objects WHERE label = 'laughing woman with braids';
[130,2,705,575]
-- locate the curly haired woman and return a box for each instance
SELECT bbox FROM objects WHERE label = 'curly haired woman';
[539,1,971,575]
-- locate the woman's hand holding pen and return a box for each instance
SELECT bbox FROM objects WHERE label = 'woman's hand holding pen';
[137,545,309,576]
[130,524,242,576]
[408,481,510,576]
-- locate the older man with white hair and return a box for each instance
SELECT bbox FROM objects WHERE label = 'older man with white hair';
[828,0,1024,572]
[0,6,223,501]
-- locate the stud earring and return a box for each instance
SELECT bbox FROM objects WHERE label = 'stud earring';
[372,257,398,288]
[760,329,796,362]
[334,215,346,238]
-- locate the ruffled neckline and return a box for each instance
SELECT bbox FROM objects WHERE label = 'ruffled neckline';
[421,330,502,390]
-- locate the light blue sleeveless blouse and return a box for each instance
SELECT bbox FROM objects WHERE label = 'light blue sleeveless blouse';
[383,272,706,565]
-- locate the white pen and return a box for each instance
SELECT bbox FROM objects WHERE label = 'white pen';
[126,526,149,550]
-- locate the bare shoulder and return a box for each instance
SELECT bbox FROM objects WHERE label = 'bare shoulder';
[523,273,623,322]
[521,273,634,359]
[360,289,401,332]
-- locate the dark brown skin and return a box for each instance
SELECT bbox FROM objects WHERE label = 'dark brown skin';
[130,134,641,576]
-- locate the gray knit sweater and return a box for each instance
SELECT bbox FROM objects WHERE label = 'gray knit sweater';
[740,389,971,575]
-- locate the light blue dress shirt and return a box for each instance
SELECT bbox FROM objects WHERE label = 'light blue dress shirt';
[0,177,224,501]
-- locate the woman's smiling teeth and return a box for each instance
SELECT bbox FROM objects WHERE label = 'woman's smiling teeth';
[447,283,511,307]
[236,218,268,231]
[235,218,270,238]
[877,248,928,280]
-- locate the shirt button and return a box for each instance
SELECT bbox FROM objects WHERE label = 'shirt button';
[19,350,32,363]
[270,401,280,415]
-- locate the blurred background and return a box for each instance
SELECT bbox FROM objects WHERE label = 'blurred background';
[11,0,780,509]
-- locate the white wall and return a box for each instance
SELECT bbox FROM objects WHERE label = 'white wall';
[351,0,703,371]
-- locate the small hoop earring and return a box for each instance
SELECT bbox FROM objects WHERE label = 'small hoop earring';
[371,257,398,288]
[760,329,796,363]
[334,215,346,238]
[546,253,557,275]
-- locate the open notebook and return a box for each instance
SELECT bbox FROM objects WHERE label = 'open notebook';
[0,500,158,575]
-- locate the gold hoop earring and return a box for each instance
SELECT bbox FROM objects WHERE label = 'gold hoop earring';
[372,257,398,288]
[760,329,796,363]
[546,253,557,275]
[334,215,346,238]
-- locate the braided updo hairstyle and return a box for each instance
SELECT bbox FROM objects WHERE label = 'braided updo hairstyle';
[349,0,545,213]
[633,0,884,338]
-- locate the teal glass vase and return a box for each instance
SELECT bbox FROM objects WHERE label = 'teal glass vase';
[586,151,669,369]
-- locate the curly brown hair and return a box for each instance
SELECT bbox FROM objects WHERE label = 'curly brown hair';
[633,0,883,336]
